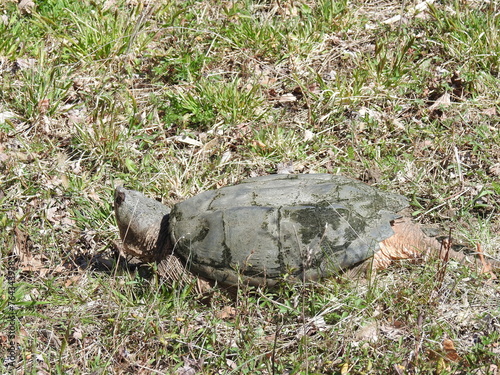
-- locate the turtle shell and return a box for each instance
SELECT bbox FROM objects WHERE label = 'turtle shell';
[169,174,408,287]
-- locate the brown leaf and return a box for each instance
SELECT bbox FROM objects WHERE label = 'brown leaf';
[354,321,378,343]
[64,274,82,287]
[476,243,497,279]
[46,206,59,224]
[277,161,295,174]
[252,140,266,149]
[37,99,50,114]
[15,58,37,71]
[170,135,203,147]
[14,227,34,266]
[13,227,28,255]
[72,327,83,340]
[443,339,461,362]
[215,306,237,320]
[482,107,497,116]
[428,92,451,112]
[18,0,36,14]
[486,364,498,375]
[176,366,196,375]
[489,163,500,177]
[14,227,68,277]
[277,93,297,103]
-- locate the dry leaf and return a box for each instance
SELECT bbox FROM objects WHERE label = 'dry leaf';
[176,366,196,375]
[15,58,37,70]
[46,207,59,223]
[177,356,203,375]
[486,364,498,375]
[170,135,203,147]
[252,140,266,149]
[14,227,68,277]
[0,111,16,123]
[116,345,130,362]
[296,315,327,339]
[489,164,500,177]
[38,99,50,114]
[357,107,382,122]
[354,321,378,343]
[215,306,237,320]
[201,138,219,152]
[72,328,83,340]
[64,275,82,287]
[259,76,276,86]
[18,0,36,14]
[226,359,237,370]
[0,153,8,163]
[380,323,406,341]
[87,190,101,202]
[277,93,296,103]
[384,0,435,23]
[428,92,451,112]
[219,151,231,165]
[303,129,314,141]
[443,339,461,362]
[14,227,31,262]
[476,243,497,279]
[482,107,497,116]
[277,161,294,174]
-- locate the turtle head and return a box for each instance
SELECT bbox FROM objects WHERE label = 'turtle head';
[114,186,171,262]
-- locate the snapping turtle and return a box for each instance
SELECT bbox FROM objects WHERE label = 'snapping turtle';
[114,174,488,288]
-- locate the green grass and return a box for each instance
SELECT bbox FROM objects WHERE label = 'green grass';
[1,0,499,373]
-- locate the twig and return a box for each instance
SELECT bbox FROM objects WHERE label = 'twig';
[271,318,283,375]
[454,146,463,183]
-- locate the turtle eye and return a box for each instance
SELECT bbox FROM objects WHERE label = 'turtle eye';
[114,191,126,207]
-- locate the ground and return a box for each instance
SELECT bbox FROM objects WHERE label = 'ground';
[0,0,499,373]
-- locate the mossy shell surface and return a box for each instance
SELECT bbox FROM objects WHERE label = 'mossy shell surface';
[169,174,408,286]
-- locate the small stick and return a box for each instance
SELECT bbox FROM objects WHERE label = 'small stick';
[454,146,463,183]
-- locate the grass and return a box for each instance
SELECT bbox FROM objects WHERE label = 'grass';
[1,0,499,373]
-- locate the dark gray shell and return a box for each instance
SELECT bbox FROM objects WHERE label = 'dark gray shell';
[169,174,408,286]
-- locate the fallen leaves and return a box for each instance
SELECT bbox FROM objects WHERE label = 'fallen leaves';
[44,199,75,227]
[13,227,67,278]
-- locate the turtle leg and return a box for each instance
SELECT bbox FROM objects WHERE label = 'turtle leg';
[373,218,500,271]
[373,217,441,269]
[157,255,212,294]
[344,218,499,278]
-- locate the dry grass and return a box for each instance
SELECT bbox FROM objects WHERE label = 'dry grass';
[1,0,499,373]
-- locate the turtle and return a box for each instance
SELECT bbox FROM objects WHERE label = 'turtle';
[114,174,494,289]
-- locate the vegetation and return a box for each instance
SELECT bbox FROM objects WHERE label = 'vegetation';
[1,0,499,373]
